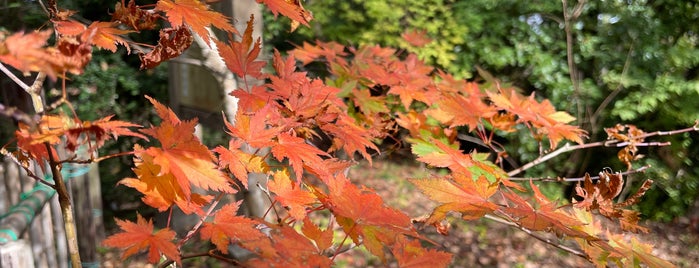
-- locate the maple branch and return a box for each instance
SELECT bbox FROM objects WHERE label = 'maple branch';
[0,63,30,90]
[178,193,226,248]
[509,164,651,182]
[0,63,48,113]
[0,102,36,126]
[159,250,248,268]
[59,151,136,165]
[562,0,587,121]
[0,148,56,187]
[506,123,698,177]
[591,41,635,127]
[46,142,82,268]
[484,214,587,259]
[331,230,355,262]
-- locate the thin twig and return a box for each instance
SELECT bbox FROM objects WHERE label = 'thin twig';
[509,164,651,182]
[59,151,136,164]
[178,193,226,248]
[0,103,37,126]
[0,63,30,90]
[484,214,587,259]
[591,41,635,126]
[562,0,587,122]
[508,122,698,176]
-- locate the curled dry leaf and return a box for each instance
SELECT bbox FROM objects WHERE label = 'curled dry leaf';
[574,171,652,233]
[139,27,193,69]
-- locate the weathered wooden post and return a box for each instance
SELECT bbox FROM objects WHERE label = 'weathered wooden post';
[0,240,35,268]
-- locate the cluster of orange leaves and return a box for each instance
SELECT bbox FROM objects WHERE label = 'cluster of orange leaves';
[1,0,675,267]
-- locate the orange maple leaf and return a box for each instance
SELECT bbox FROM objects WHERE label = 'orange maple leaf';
[271,132,329,181]
[155,0,237,44]
[410,174,499,223]
[81,21,132,53]
[225,106,282,148]
[256,0,313,31]
[391,236,452,268]
[14,115,66,165]
[268,169,317,220]
[103,213,180,263]
[54,19,86,36]
[322,174,413,230]
[609,234,676,268]
[320,114,379,163]
[244,224,332,268]
[215,14,267,79]
[500,181,590,238]
[301,217,333,252]
[139,96,234,198]
[214,139,269,189]
[231,85,275,113]
[289,41,347,66]
[119,151,213,214]
[487,89,587,148]
[0,31,78,78]
[199,202,265,253]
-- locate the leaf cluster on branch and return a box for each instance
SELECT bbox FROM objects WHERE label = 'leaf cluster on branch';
[1,0,692,267]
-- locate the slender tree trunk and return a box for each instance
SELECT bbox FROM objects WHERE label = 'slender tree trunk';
[46,143,81,268]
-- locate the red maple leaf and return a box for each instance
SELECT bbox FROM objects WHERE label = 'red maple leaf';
[139,27,193,69]
[199,202,265,253]
[155,0,237,44]
[139,96,234,198]
[65,115,146,154]
[111,0,159,31]
[401,29,433,47]
[103,213,180,263]
[215,14,267,79]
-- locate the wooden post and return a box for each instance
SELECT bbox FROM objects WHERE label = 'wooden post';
[0,240,35,268]
[69,161,104,267]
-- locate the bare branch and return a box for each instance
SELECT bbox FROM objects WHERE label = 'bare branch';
[178,193,226,248]
[484,214,588,259]
[0,63,30,90]
[0,103,37,126]
[508,122,697,176]
[509,164,651,182]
